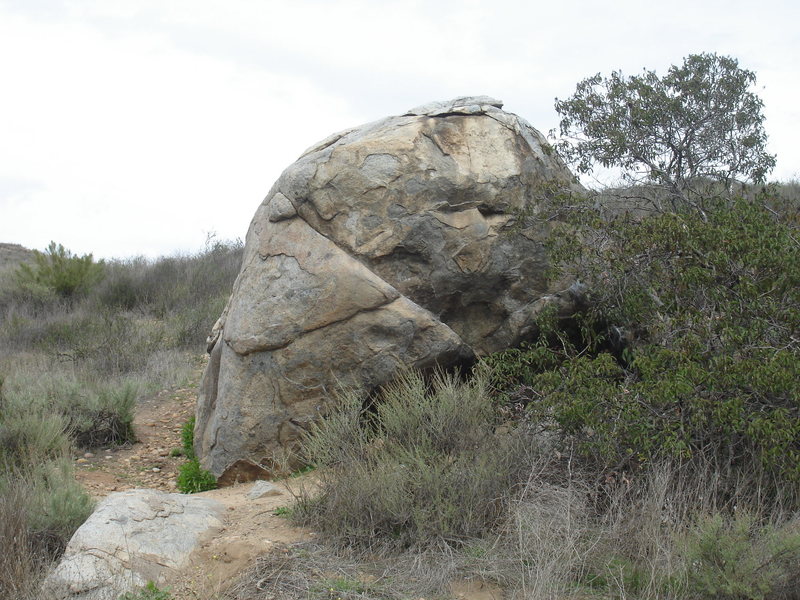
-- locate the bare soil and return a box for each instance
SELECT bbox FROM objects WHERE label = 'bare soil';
[72,377,311,599]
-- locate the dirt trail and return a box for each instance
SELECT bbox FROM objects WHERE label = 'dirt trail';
[74,384,197,494]
[72,374,312,599]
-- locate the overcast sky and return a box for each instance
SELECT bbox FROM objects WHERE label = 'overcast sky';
[1,0,797,259]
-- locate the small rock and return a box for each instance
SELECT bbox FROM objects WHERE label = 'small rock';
[152,467,161,473]
[105,455,113,459]
[247,480,282,500]
[83,452,95,458]
[76,458,88,464]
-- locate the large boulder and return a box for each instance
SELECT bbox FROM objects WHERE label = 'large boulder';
[196,96,583,481]
[43,489,225,600]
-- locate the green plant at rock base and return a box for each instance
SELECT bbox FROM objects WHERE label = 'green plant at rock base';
[118,581,173,600]
[175,416,215,493]
[295,367,530,549]
[176,458,216,494]
[181,416,196,460]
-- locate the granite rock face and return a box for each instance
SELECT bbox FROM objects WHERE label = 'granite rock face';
[196,96,583,481]
[43,489,225,600]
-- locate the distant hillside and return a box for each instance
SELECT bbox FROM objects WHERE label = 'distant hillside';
[0,242,34,273]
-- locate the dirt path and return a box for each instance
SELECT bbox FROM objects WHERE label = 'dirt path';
[74,384,197,495]
[72,374,312,599]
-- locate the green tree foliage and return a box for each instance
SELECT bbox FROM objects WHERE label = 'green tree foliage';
[489,193,800,483]
[553,53,776,208]
[15,241,105,299]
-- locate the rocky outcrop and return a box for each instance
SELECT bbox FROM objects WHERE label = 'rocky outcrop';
[43,489,225,600]
[196,96,583,481]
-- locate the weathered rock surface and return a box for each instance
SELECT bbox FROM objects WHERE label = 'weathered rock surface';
[196,96,583,481]
[43,489,225,600]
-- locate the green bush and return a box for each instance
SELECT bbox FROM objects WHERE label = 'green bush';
[1,371,137,450]
[23,457,94,553]
[14,241,104,299]
[491,195,800,489]
[295,368,529,549]
[181,416,196,459]
[176,414,215,493]
[176,458,216,494]
[683,511,800,600]
[118,581,173,600]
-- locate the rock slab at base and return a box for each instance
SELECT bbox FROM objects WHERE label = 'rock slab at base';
[196,96,584,481]
[43,489,225,600]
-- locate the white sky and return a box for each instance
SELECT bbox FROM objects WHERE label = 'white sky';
[1,0,797,259]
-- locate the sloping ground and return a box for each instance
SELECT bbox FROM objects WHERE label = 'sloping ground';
[0,242,33,273]
[70,375,502,600]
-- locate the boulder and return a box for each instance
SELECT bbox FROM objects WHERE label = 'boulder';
[196,96,583,481]
[43,489,225,600]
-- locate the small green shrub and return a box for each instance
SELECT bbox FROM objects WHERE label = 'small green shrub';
[176,416,214,493]
[0,410,71,468]
[23,457,94,554]
[273,505,293,518]
[1,372,137,450]
[177,458,216,494]
[683,512,800,600]
[296,367,529,549]
[181,416,196,459]
[118,581,173,600]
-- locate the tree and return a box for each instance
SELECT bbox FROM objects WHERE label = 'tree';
[553,53,776,208]
[15,241,105,299]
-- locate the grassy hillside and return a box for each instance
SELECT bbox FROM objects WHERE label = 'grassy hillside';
[0,238,242,599]
[0,242,33,273]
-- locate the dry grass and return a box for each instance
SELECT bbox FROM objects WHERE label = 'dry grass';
[0,481,45,600]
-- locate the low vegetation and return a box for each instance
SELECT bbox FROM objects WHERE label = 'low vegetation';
[176,417,216,494]
[295,367,531,548]
[0,236,240,599]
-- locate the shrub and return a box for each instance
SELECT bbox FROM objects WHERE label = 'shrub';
[22,457,94,554]
[1,371,137,450]
[491,194,800,492]
[14,241,104,299]
[176,458,216,494]
[0,480,46,600]
[118,581,174,600]
[295,367,530,549]
[175,416,216,493]
[181,416,196,460]
[683,511,800,600]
